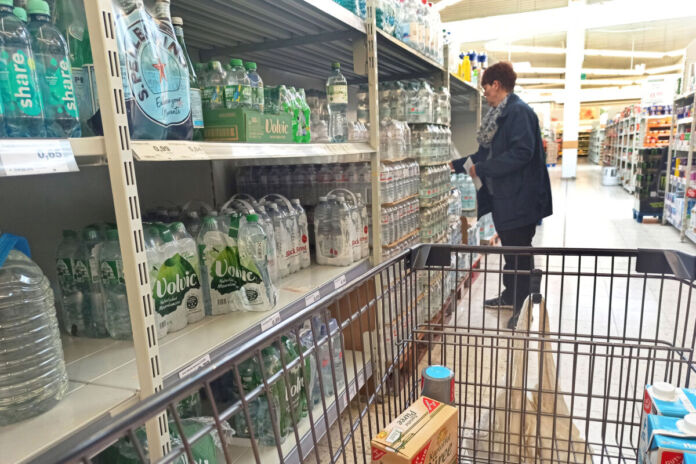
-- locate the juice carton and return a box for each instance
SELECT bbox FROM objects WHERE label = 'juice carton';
[639,413,696,464]
[642,383,696,444]
[371,396,457,464]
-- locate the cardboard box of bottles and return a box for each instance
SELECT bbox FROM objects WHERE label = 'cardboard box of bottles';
[203,107,293,142]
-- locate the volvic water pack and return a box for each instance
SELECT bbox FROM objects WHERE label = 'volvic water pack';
[112,0,192,140]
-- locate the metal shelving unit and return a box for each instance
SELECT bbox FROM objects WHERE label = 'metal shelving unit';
[0,0,481,462]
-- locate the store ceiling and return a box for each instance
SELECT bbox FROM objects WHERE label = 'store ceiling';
[439,1,696,89]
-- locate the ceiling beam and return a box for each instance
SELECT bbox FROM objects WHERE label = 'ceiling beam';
[446,0,696,43]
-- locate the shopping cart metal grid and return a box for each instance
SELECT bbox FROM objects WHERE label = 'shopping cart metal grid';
[33,244,696,464]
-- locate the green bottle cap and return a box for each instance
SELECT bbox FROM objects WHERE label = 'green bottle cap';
[0,0,13,7]
[13,7,26,22]
[26,0,49,16]
[331,62,340,69]
[229,58,243,67]
[159,228,174,243]
[169,221,186,233]
[106,229,119,240]
[62,229,77,238]
[246,214,258,222]
[244,61,257,70]
[203,216,218,226]
[208,60,221,70]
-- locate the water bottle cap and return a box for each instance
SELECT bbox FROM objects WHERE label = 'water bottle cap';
[106,229,119,241]
[82,227,99,241]
[159,228,174,243]
[62,229,77,239]
[246,214,259,222]
[13,6,26,21]
[202,216,218,226]
[229,58,243,67]
[208,61,222,70]
[291,199,301,205]
[26,0,49,16]
[171,16,183,26]
[170,221,186,233]
[0,0,12,7]
[331,62,341,70]
[319,196,328,202]
[244,61,257,70]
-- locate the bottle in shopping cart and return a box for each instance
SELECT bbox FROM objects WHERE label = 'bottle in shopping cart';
[169,222,204,324]
[326,62,348,142]
[80,226,108,338]
[55,230,86,336]
[292,199,311,269]
[237,214,277,311]
[26,0,80,137]
[299,328,319,406]
[0,234,68,426]
[0,0,44,137]
[98,228,131,339]
[280,334,309,433]
[313,316,345,396]
[172,17,204,141]
[245,61,264,112]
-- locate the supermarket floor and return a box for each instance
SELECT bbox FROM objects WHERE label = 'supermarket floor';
[305,159,696,464]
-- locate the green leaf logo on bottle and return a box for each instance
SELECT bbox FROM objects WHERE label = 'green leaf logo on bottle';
[72,258,90,284]
[153,254,201,316]
[100,260,124,285]
[0,48,43,116]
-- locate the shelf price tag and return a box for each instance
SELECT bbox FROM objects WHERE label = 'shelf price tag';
[132,141,209,161]
[261,312,281,332]
[0,139,78,177]
[178,354,211,379]
[305,290,321,306]
[333,275,347,290]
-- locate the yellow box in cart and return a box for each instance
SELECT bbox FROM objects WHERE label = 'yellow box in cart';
[371,396,457,464]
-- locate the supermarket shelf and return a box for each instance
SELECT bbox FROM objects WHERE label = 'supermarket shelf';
[687,229,696,244]
[677,117,694,126]
[375,29,445,80]
[231,350,372,464]
[383,229,420,249]
[675,91,696,102]
[382,193,418,207]
[450,73,481,98]
[0,381,139,464]
[131,141,374,164]
[59,259,370,395]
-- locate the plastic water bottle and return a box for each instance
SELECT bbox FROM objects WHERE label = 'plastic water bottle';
[0,236,68,425]
[326,62,347,143]
[172,17,204,141]
[169,222,204,324]
[345,196,362,262]
[245,61,264,112]
[266,203,291,278]
[355,193,369,258]
[152,227,189,333]
[292,199,311,269]
[312,316,345,396]
[98,228,131,339]
[197,216,231,316]
[298,88,311,143]
[255,205,279,283]
[238,214,277,311]
[276,200,301,274]
[314,196,331,265]
[0,0,45,137]
[333,195,354,266]
[225,58,251,109]
[26,0,80,137]
[143,227,168,338]
[202,61,226,110]
[55,230,86,336]
[81,227,108,338]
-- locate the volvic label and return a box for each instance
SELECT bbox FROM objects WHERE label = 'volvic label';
[153,254,201,316]
[209,246,243,295]
[56,258,74,289]
[265,118,289,135]
[0,47,42,117]
[122,10,190,126]
[327,84,347,104]
[100,259,124,285]
[72,258,90,284]
[36,54,78,118]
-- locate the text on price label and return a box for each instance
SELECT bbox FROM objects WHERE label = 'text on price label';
[0,139,78,177]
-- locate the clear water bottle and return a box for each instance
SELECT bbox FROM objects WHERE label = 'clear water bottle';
[172,17,204,141]
[143,227,168,338]
[0,0,45,137]
[27,0,80,137]
[356,84,368,123]
[355,193,369,258]
[344,196,362,262]
[55,230,85,336]
[153,227,189,333]
[358,162,371,204]
[81,227,108,338]
[169,222,205,324]
[266,203,291,278]
[326,62,348,143]
[98,228,131,339]
[0,236,68,425]
[314,196,331,265]
[292,199,311,269]
[313,316,345,394]
[298,88,311,143]
[238,214,277,311]
[255,205,279,283]
[196,217,231,316]
[225,58,251,109]
[330,194,353,266]
[245,61,264,112]
[202,61,226,110]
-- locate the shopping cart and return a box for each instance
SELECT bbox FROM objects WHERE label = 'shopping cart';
[37,245,696,464]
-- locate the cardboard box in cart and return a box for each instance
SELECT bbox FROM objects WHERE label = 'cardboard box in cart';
[371,396,457,464]
[640,383,696,441]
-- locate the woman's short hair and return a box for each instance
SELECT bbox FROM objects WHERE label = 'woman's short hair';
[481,62,517,92]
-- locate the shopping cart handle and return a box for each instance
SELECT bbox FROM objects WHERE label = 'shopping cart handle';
[530,269,542,303]
[636,249,696,281]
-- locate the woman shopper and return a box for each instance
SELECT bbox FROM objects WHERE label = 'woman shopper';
[452,61,552,329]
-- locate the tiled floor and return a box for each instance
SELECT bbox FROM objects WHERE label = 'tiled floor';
[302,162,696,464]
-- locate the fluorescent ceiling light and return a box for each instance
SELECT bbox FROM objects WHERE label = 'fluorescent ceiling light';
[513,63,683,76]
[517,74,678,86]
[487,43,685,60]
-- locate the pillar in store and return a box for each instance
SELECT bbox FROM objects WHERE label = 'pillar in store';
[561,0,586,179]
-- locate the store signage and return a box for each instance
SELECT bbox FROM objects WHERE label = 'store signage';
[0,139,78,177]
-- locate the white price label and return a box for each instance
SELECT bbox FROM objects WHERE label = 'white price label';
[260,312,281,332]
[348,382,357,399]
[132,141,209,161]
[178,354,211,379]
[305,290,321,306]
[334,275,347,290]
[0,139,78,177]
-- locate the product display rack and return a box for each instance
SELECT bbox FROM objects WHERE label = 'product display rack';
[603,120,618,167]
[588,126,604,164]
[663,90,696,243]
[577,130,590,157]
[0,0,482,462]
